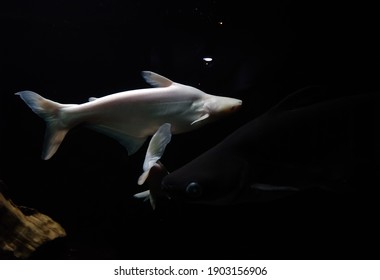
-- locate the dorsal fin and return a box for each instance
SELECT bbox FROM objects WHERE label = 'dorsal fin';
[141,71,173,87]
[266,85,329,114]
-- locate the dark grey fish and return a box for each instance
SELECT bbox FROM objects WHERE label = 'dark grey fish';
[148,87,378,207]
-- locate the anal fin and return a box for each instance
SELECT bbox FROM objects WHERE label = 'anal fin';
[87,125,147,155]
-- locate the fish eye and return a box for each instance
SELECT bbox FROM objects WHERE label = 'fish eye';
[186,182,202,198]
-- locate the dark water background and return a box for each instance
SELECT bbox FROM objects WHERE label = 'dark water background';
[0,1,379,259]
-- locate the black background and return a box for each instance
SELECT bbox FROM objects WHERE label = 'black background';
[0,0,379,259]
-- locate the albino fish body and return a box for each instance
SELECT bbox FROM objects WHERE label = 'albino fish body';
[16,71,242,184]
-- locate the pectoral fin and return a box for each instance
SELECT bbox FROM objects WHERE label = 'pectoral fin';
[137,123,172,185]
[238,183,300,203]
[190,113,210,125]
[251,183,299,192]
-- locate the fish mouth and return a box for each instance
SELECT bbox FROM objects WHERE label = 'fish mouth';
[141,162,197,208]
[225,99,243,114]
[141,163,209,214]
[232,101,242,112]
[141,162,173,208]
[159,181,203,201]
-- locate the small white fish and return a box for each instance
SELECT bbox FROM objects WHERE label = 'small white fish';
[16,71,242,183]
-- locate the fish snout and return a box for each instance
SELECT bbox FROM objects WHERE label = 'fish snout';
[231,100,242,112]
[223,98,242,115]
[160,181,180,200]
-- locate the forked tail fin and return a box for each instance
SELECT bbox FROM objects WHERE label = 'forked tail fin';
[15,90,70,160]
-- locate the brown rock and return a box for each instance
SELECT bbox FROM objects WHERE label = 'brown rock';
[0,182,66,259]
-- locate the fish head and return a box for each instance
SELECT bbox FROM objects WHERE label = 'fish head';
[159,151,248,205]
[205,96,242,119]
[155,152,301,207]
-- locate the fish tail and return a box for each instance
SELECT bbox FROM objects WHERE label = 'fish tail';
[15,90,70,160]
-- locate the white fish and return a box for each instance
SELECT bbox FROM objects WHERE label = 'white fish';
[16,71,242,184]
